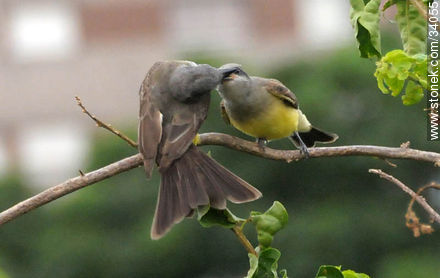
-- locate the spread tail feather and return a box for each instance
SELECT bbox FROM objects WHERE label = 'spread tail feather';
[151,145,262,239]
[290,127,338,148]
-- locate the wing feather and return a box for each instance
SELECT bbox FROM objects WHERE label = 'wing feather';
[264,79,298,109]
[138,78,163,178]
[157,96,210,170]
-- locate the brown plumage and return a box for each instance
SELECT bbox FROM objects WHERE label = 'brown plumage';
[138,61,262,239]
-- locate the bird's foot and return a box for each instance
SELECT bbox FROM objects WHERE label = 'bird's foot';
[299,144,310,159]
[256,138,268,150]
[294,132,310,159]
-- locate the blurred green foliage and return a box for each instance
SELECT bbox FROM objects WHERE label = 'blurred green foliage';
[0,267,8,278]
[0,46,439,278]
[349,0,428,105]
[374,50,427,105]
[394,0,427,56]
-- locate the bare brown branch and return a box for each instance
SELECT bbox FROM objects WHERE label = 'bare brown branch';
[198,133,440,166]
[75,96,138,148]
[1,131,439,227]
[369,169,440,225]
[0,154,143,226]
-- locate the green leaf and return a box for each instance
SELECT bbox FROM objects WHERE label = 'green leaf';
[374,50,427,104]
[197,207,245,228]
[251,201,288,248]
[256,248,281,278]
[349,0,382,58]
[315,265,344,278]
[197,205,210,218]
[412,54,428,88]
[245,248,282,278]
[402,80,424,105]
[315,266,370,278]
[384,74,406,96]
[247,253,259,278]
[279,269,288,278]
[342,270,371,278]
[396,0,427,55]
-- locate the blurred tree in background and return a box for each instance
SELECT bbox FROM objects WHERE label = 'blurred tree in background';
[0,43,439,277]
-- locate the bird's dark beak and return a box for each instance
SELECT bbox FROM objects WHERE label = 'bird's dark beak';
[220,67,239,81]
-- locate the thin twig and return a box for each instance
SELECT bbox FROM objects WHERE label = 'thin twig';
[400,141,410,148]
[231,226,257,256]
[369,169,440,225]
[75,96,138,148]
[405,182,440,237]
[408,182,440,213]
[381,158,398,168]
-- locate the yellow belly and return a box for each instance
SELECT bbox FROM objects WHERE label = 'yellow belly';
[229,101,298,140]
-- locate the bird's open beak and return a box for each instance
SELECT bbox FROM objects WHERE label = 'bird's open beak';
[220,68,239,82]
[223,74,237,82]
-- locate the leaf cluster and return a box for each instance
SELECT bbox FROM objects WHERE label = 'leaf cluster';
[198,202,369,278]
[316,266,370,278]
[198,201,289,277]
[375,50,427,105]
[349,0,428,105]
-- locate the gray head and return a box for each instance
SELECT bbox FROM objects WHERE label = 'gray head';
[219,63,250,83]
[169,63,223,102]
[218,63,251,100]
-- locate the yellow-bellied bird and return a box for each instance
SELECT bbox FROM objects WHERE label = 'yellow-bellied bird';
[217,64,338,156]
[138,61,262,239]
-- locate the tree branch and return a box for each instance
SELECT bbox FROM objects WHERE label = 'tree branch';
[75,96,138,148]
[0,154,143,226]
[1,132,439,227]
[198,133,440,166]
[369,169,440,225]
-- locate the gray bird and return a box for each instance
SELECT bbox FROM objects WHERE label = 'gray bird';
[138,60,262,239]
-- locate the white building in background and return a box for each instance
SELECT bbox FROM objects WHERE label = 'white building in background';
[0,0,352,187]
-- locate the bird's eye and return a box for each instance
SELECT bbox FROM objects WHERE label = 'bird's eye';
[233,69,240,75]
